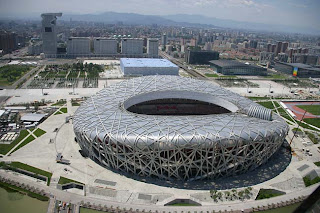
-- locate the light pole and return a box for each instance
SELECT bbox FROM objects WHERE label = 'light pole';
[269,83,272,93]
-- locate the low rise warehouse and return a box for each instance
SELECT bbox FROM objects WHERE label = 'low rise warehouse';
[120,58,179,76]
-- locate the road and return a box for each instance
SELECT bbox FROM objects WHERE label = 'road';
[159,51,207,79]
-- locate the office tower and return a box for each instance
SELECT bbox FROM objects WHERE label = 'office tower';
[41,13,62,57]
[67,37,91,55]
[249,40,258,49]
[93,38,117,55]
[281,42,289,53]
[267,43,272,52]
[0,31,17,53]
[274,41,282,55]
[190,38,197,47]
[161,34,167,47]
[185,49,219,64]
[147,38,159,58]
[121,38,143,55]
[271,44,277,53]
[259,52,274,66]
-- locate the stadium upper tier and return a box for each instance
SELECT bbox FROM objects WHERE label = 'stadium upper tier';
[73,76,289,181]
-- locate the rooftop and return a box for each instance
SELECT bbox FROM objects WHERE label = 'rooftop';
[120,58,178,68]
[209,60,263,69]
[21,113,46,122]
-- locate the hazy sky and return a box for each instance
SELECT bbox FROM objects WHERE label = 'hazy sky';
[1,0,320,29]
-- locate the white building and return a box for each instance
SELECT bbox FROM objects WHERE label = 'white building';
[147,39,159,58]
[120,58,179,76]
[93,38,117,55]
[121,39,143,56]
[67,37,91,56]
[41,13,62,57]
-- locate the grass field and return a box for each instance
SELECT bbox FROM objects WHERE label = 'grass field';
[256,189,285,200]
[257,101,275,109]
[5,162,52,186]
[11,135,35,153]
[0,129,29,155]
[297,105,320,115]
[60,108,68,113]
[277,107,295,123]
[33,128,46,137]
[265,74,287,79]
[205,73,219,77]
[303,118,320,128]
[306,131,319,144]
[58,176,83,185]
[52,99,66,106]
[303,175,320,187]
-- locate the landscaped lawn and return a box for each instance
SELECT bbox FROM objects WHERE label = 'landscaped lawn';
[33,128,46,137]
[5,162,52,185]
[297,105,320,115]
[60,108,68,113]
[52,99,66,106]
[11,135,35,153]
[256,188,285,200]
[0,65,33,86]
[303,118,320,129]
[205,73,219,77]
[265,74,287,79]
[257,101,275,109]
[58,176,83,185]
[248,97,269,101]
[0,129,29,155]
[303,175,320,187]
[306,131,319,144]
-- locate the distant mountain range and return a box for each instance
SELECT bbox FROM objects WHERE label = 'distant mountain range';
[59,12,319,34]
[2,11,319,34]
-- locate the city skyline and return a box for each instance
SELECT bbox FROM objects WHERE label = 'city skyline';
[1,0,319,32]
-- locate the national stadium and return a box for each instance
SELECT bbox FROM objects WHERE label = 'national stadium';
[73,76,289,181]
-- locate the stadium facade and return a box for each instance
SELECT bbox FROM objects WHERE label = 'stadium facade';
[73,76,288,181]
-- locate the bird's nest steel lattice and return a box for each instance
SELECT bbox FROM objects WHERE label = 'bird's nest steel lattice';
[73,76,288,181]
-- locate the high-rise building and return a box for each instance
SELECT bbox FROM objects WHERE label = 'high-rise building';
[41,13,62,57]
[249,40,258,49]
[161,34,167,47]
[274,41,282,55]
[259,52,274,66]
[93,38,117,55]
[267,43,272,52]
[281,42,289,53]
[271,44,276,53]
[190,38,197,47]
[147,38,159,58]
[185,49,219,64]
[0,31,17,54]
[277,53,289,63]
[121,38,143,56]
[67,37,91,56]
